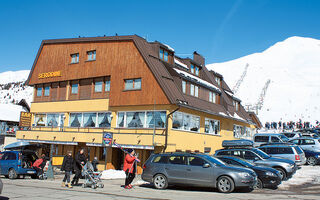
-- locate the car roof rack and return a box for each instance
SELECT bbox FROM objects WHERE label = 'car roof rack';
[222,139,254,148]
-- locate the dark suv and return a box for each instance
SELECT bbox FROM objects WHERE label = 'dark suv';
[142,153,257,193]
[215,147,297,180]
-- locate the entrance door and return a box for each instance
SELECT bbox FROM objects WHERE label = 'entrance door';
[112,148,124,170]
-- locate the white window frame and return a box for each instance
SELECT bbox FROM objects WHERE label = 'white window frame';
[233,124,244,138]
[171,111,200,133]
[182,80,186,94]
[69,112,112,128]
[204,118,220,135]
[71,53,79,63]
[195,86,199,97]
[34,113,65,127]
[87,50,96,61]
[195,66,199,76]
[116,110,167,129]
[190,64,195,74]
[190,84,194,96]
[105,80,110,92]
[94,81,103,92]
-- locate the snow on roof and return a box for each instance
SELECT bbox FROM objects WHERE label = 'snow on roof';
[173,68,221,92]
[163,44,175,52]
[0,103,26,122]
[174,58,189,70]
[225,90,241,101]
[219,112,229,117]
[233,112,245,121]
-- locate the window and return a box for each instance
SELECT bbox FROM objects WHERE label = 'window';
[195,66,199,76]
[44,86,50,96]
[105,80,110,92]
[190,84,194,96]
[152,156,168,164]
[209,91,216,103]
[37,87,42,97]
[125,78,141,90]
[95,81,103,92]
[117,111,166,128]
[69,112,112,128]
[216,151,230,156]
[71,84,78,94]
[243,151,259,160]
[290,139,300,145]
[87,50,96,61]
[254,136,269,142]
[47,114,59,127]
[233,125,244,138]
[159,49,169,62]
[195,86,198,97]
[182,80,186,94]
[205,118,220,135]
[187,156,207,166]
[71,53,79,63]
[34,114,46,126]
[215,77,221,86]
[168,156,185,165]
[69,113,82,127]
[233,100,239,111]
[230,150,243,157]
[172,112,200,132]
[191,64,195,74]
[271,136,280,142]
[302,139,315,145]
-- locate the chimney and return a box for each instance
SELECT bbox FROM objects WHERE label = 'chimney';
[193,51,205,67]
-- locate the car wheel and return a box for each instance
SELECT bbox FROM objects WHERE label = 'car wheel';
[307,157,317,166]
[254,178,263,189]
[217,176,235,193]
[153,174,168,189]
[8,168,18,179]
[275,168,286,180]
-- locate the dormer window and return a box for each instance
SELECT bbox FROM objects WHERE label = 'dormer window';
[159,48,169,62]
[190,64,200,76]
[233,100,239,111]
[215,77,221,86]
[209,91,216,103]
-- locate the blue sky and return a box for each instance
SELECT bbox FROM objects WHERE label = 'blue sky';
[0,0,320,72]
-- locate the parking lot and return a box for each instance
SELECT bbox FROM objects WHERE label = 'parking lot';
[1,166,320,200]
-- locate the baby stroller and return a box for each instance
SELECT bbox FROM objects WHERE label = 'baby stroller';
[38,161,49,180]
[81,162,104,189]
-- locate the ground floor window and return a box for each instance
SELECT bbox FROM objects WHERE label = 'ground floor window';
[172,112,200,132]
[204,118,220,135]
[117,111,166,128]
[233,125,245,138]
[69,112,112,128]
[34,113,65,127]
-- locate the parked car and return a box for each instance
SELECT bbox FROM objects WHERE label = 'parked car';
[302,149,320,166]
[217,155,282,189]
[215,142,297,180]
[0,150,38,179]
[0,178,2,194]
[142,153,257,193]
[258,143,306,165]
[289,137,320,152]
[253,133,289,147]
[282,132,302,139]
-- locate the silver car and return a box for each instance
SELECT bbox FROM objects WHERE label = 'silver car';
[253,133,289,147]
[258,144,306,165]
[142,153,257,193]
[289,137,320,152]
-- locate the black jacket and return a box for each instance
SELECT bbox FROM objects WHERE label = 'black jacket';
[61,155,75,172]
[74,152,87,170]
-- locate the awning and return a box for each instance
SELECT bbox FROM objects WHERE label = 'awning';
[86,142,154,150]
[19,139,78,146]
[5,141,31,150]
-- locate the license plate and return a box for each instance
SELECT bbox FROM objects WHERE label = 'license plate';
[27,171,35,174]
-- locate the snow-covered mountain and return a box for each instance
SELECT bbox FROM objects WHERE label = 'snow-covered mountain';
[207,36,320,124]
[0,70,33,105]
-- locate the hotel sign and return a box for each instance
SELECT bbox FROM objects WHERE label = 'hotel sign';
[38,71,62,79]
[19,112,32,127]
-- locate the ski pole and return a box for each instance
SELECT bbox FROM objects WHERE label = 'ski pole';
[113,140,141,162]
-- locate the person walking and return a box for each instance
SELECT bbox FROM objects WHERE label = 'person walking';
[72,149,87,186]
[61,151,75,188]
[123,149,138,189]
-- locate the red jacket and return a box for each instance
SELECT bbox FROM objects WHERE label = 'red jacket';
[123,154,136,173]
[33,158,43,168]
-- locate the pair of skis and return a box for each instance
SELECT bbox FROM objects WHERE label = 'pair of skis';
[113,140,141,163]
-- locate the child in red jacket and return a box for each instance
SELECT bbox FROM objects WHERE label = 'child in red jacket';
[123,149,138,189]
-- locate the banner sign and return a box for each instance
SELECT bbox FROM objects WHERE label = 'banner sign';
[102,132,113,146]
[38,71,62,79]
[19,112,32,127]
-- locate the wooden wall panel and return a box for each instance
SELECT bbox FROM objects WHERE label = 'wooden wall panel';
[29,41,170,106]
[51,82,59,101]
[59,82,67,101]
[79,79,92,100]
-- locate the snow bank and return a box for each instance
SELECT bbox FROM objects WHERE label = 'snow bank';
[279,166,320,189]
[100,169,126,180]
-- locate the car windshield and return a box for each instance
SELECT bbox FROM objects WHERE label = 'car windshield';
[231,157,255,167]
[252,148,271,159]
[295,146,303,154]
[280,135,289,142]
[204,155,227,166]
